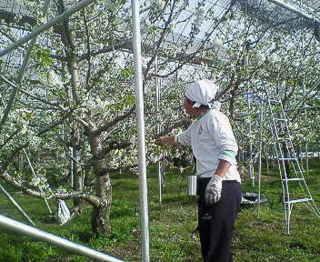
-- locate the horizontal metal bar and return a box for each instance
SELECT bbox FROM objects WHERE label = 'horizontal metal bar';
[282,178,304,182]
[285,198,312,204]
[268,99,281,103]
[0,214,123,262]
[278,157,297,161]
[276,139,293,143]
[274,118,287,121]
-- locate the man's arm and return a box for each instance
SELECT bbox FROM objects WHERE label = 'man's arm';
[214,159,232,177]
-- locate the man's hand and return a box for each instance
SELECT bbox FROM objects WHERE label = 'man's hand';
[155,136,176,145]
[205,174,223,206]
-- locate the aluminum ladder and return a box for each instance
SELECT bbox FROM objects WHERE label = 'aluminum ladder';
[266,96,320,234]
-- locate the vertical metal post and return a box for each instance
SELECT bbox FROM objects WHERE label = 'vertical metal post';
[257,105,264,217]
[245,46,254,187]
[155,55,162,205]
[301,23,309,176]
[157,162,162,204]
[248,96,254,187]
[305,143,309,175]
[302,82,309,175]
[131,1,150,261]
[69,147,74,188]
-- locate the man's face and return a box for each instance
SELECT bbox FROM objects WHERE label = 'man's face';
[183,97,196,116]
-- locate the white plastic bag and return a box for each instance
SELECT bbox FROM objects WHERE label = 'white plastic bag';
[57,199,71,225]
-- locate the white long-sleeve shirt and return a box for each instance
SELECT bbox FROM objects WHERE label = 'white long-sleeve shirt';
[177,109,241,182]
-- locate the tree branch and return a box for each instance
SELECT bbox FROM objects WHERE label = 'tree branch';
[93,107,135,136]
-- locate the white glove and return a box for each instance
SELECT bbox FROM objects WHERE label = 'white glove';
[205,175,223,206]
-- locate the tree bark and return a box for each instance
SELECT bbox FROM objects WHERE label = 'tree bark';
[91,174,112,235]
[89,133,112,235]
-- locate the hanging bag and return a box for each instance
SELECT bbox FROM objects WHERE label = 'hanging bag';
[57,199,71,225]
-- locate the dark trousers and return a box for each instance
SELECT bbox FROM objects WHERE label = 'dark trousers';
[197,177,241,262]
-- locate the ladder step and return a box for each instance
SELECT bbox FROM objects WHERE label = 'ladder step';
[274,118,288,121]
[284,198,312,204]
[269,99,281,103]
[278,157,297,161]
[282,178,305,182]
[272,138,293,143]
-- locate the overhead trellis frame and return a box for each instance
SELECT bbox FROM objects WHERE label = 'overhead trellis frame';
[0,0,36,28]
[0,0,50,132]
[235,0,320,38]
[0,0,96,57]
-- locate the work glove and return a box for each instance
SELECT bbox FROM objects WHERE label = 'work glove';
[205,175,223,206]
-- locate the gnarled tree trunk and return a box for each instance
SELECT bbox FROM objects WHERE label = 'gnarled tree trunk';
[91,174,112,235]
[89,133,112,235]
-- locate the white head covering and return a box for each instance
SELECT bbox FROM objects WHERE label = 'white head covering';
[185,79,219,109]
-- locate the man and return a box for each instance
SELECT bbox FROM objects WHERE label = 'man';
[157,79,241,262]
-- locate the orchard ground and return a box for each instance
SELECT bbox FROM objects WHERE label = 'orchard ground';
[0,159,319,261]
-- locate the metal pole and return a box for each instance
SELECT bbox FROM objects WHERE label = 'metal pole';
[131,1,150,261]
[248,97,254,187]
[301,22,309,176]
[0,214,122,262]
[0,0,97,57]
[257,106,264,218]
[245,47,254,187]
[0,37,35,130]
[157,162,162,204]
[0,183,35,226]
[23,149,52,214]
[70,147,74,188]
[155,55,162,205]
[305,141,309,175]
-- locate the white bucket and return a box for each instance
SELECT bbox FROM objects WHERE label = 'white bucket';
[187,175,197,196]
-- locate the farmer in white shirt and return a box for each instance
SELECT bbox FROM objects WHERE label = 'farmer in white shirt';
[158,79,241,262]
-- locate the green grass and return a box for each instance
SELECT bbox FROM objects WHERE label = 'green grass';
[0,159,320,261]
